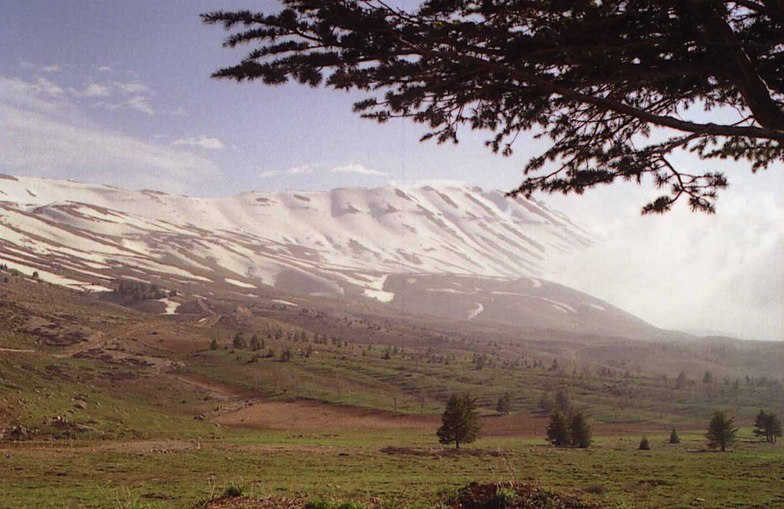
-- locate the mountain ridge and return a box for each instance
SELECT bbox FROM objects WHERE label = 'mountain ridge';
[0,174,662,339]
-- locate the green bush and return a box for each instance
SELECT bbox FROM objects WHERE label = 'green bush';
[221,484,244,498]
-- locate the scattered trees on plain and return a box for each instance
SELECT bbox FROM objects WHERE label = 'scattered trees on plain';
[753,410,782,444]
[546,410,591,448]
[437,393,481,449]
[232,332,247,350]
[706,411,738,451]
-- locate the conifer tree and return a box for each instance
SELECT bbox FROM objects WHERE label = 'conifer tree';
[753,410,783,444]
[437,393,481,449]
[204,1,784,214]
[569,412,592,449]
[706,411,738,451]
[232,332,246,349]
[669,429,680,444]
[546,411,571,446]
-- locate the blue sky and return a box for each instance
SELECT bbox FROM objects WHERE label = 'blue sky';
[0,0,532,195]
[1,1,782,340]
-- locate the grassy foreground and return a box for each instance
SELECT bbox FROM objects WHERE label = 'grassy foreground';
[2,428,783,508]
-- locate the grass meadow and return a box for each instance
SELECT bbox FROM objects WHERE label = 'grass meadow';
[2,427,783,508]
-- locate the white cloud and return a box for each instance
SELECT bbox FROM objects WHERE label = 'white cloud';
[126,96,154,115]
[80,83,112,98]
[0,76,216,193]
[115,81,151,95]
[98,66,113,72]
[31,77,64,98]
[287,164,313,175]
[172,136,225,150]
[259,164,314,178]
[550,192,784,341]
[70,80,155,114]
[41,65,61,73]
[331,163,387,176]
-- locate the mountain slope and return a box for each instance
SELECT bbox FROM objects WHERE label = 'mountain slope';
[0,174,657,337]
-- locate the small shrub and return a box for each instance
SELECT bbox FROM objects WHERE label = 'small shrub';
[583,483,606,495]
[638,436,650,450]
[221,484,244,498]
[669,429,680,444]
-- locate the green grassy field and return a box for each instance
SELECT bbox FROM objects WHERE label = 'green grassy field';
[2,429,783,508]
[2,277,783,508]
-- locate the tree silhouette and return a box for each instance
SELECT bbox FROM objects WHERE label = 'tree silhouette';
[204,1,784,213]
[546,410,592,448]
[706,411,738,451]
[569,412,592,449]
[437,393,481,449]
[546,411,571,446]
[753,409,783,443]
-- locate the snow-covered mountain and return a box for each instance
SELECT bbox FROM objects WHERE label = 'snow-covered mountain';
[0,174,656,337]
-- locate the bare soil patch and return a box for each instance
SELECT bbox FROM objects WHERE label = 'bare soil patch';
[214,400,693,437]
[213,399,438,430]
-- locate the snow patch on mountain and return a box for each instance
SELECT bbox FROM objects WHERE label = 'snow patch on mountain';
[0,176,592,295]
[467,302,484,320]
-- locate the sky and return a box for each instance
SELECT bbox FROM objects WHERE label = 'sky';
[0,1,782,341]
